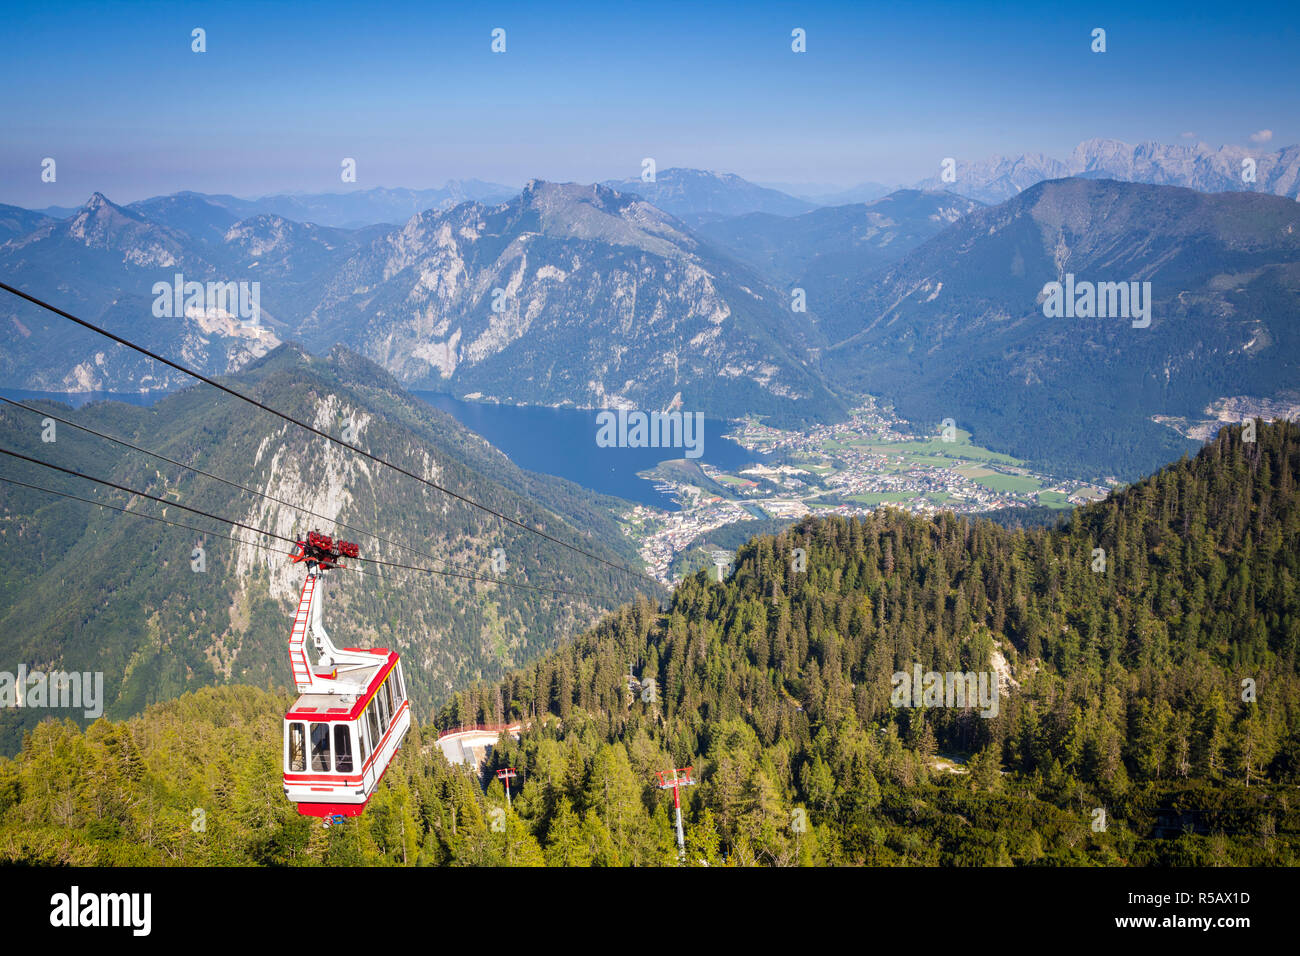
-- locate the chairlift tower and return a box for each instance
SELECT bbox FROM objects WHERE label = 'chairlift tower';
[496,767,518,810]
[655,767,696,862]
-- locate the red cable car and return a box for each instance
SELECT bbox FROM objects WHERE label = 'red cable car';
[282,531,411,818]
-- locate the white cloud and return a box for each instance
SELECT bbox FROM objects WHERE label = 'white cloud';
[1249,129,1274,144]
[1180,131,1197,139]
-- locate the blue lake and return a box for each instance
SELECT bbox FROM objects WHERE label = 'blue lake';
[411,392,764,510]
[1,388,764,511]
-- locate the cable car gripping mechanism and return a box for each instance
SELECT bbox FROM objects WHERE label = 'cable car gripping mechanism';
[288,531,378,697]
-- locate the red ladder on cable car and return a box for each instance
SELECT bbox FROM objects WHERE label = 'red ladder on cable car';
[288,574,316,689]
[281,531,412,819]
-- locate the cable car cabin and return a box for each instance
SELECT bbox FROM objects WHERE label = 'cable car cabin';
[282,531,412,818]
[283,651,410,817]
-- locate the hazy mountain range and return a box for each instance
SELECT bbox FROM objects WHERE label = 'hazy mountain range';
[3,141,1299,478]
[21,137,1297,230]
[33,181,518,230]
[694,189,982,287]
[914,137,1300,204]
[600,168,820,224]
[757,181,895,205]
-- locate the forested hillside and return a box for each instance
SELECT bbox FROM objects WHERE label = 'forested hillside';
[439,419,1300,864]
[1,421,1294,865]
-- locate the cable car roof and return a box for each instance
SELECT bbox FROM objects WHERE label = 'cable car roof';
[285,648,398,722]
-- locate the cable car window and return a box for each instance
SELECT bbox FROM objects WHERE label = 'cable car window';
[392,667,405,704]
[382,675,395,715]
[367,703,382,749]
[376,683,390,730]
[288,722,306,772]
[310,722,331,772]
[357,717,370,764]
[334,724,354,773]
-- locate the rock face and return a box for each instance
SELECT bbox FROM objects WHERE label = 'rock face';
[913,138,1300,203]
[914,154,1072,205]
[1069,139,1300,198]
[297,180,842,423]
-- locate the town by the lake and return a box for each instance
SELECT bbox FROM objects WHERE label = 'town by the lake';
[622,397,1116,585]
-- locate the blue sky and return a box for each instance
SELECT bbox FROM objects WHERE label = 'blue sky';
[2,0,1297,206]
